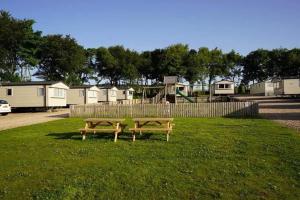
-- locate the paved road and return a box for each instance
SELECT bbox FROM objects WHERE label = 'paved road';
[0,110,69,131]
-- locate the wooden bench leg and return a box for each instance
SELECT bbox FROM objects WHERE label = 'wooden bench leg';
[166,131,170,142]
[114,132,118,142]
[81,131,86,141]
[132,131,136,142]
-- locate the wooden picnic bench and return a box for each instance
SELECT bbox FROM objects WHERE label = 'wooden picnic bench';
[129,118,174,142]
[79,118,126,142]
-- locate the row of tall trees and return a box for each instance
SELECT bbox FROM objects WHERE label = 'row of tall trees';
[243,49,300,84]
[1,10,299,87]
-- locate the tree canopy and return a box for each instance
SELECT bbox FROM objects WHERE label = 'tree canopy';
[35,35,88,85]
[0,10,41,82]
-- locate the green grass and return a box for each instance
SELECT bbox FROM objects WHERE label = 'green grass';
[0,117,299,199]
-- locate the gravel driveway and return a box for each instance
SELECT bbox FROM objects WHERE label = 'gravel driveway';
[256,98,300,132]
[233,96,300,132]
[0,110,69,131]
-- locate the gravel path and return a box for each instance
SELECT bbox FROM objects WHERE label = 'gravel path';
[0,110,69,131]
[233,96,300,132]
[258,99,300,132]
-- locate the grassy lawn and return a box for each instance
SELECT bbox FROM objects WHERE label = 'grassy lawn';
[0,117,299,199]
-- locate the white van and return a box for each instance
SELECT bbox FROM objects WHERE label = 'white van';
[0,100,11,115]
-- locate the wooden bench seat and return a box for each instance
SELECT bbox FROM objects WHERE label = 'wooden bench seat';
[129,128,172,131]
[79,128,121,132]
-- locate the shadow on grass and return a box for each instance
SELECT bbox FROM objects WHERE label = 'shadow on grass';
[224,116,263,119]
[46,132,161,141]
[47,132,82,140]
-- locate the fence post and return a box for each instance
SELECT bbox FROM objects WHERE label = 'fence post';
[70,105,74,117]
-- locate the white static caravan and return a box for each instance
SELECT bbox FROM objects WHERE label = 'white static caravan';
[116,87,135,100]
[67,85,100,105]
[212,80,234,95]
[273,78,300,95]
[250,81,274,96]
[98,86,118,102]
[0,81,69,108]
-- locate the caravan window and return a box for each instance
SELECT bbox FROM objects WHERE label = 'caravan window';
[218,84,231,89]
[218,84,224,89]
[38,88,45,96]
[111,90,116,97]
[6,88,13,96]
[79,90,85,97]
[53,88,65,98]
[89,91,97,98]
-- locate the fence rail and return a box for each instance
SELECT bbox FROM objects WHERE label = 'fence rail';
[70,102,259,118]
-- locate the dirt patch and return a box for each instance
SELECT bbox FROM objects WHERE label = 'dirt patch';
[0,109,69,131]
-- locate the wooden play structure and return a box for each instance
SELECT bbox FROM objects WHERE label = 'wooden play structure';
[141,76,195,104]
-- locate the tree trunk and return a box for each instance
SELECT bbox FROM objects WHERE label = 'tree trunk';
[208,76,213,102]
[201,80,205,92]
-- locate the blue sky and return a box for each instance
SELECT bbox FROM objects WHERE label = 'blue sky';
[1,0,300,55]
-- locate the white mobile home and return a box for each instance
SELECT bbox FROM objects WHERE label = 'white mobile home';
[0,81,69,108]
[67,85,99,105]
[250,81,274,96]
[98,86,118,102]
[273,78,300,95]
[212,80,234,95]
[117,87,135,100]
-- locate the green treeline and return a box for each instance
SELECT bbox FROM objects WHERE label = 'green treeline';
[0,10,299,87]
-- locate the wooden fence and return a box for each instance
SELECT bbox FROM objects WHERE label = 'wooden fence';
[70,102,259,118]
